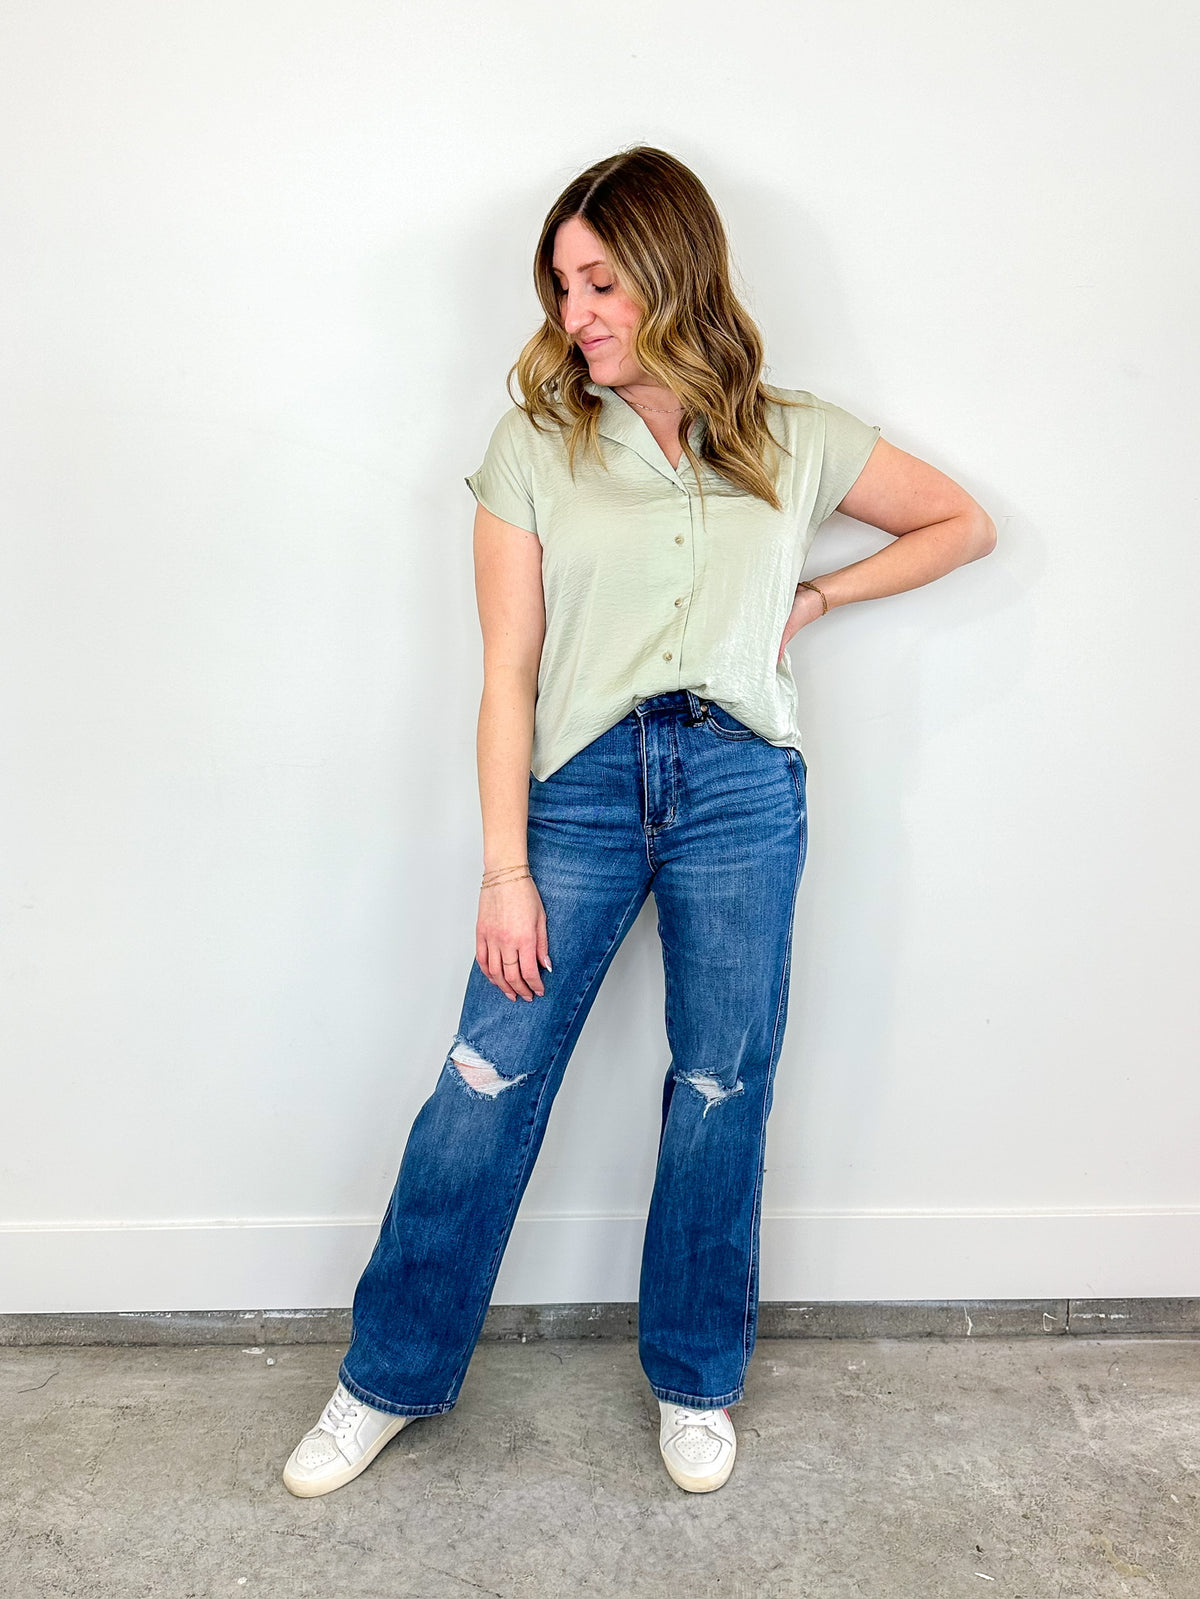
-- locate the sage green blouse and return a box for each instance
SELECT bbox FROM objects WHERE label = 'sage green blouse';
[465,379,881,782]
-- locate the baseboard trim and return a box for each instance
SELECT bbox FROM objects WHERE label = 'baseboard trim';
[3,1299,1199,1347]
[5,1210,1200,1314]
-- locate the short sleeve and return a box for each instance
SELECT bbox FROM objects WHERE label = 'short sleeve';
[464,407,537,535]
[809,396,882,528]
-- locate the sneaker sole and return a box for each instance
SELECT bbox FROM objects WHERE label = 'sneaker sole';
[660,1434,737,1493]
[282,1414,414,1498]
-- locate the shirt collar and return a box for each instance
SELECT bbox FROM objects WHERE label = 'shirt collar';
[584,380,706,487]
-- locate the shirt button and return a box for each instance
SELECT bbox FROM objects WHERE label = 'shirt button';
[674,597,684,607]
[662,651,672,661]
[674,534,685,544]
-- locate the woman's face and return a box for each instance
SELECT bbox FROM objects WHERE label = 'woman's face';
[550,216,648,388]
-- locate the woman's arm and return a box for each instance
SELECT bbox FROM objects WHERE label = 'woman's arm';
[472,502,550,1002]
[778,437,997,659]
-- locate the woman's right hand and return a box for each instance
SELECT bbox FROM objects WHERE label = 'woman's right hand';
[476,876,551,1001]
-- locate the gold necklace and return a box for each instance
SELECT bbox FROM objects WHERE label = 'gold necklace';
[615,386,684,415]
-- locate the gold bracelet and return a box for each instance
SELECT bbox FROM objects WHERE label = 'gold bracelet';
[481,861,530,886]
[798,580,829,615]
[481,870,532,889]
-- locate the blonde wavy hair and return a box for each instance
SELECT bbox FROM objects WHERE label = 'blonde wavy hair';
[508,145,812,514]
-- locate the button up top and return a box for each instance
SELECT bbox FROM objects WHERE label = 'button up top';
[465,379,881,781]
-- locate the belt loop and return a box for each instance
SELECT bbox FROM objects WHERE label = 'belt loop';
[682,690,710,727]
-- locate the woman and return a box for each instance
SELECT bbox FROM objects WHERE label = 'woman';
[282,146,996,1499]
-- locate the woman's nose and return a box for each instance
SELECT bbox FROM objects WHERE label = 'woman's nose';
[560,293,592,335]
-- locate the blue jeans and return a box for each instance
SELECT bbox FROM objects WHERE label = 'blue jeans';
[339,689,808,1414]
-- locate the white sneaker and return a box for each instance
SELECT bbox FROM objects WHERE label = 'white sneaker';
[658,1399,737,1492]
[282,1382,416,1497]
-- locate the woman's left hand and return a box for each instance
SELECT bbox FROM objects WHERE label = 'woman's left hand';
[776,582,828,664]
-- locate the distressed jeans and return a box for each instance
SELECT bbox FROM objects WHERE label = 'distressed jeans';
[339,689,808,1415]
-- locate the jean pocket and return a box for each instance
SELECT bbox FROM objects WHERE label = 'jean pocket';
[699,701,759,740]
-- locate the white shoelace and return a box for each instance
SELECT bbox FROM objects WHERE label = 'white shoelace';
[667,1405,725,1428]
[663,1405,729,1463]
[319,1386,362,1437]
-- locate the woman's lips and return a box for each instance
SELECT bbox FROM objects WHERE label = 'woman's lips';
[581,337,610,350]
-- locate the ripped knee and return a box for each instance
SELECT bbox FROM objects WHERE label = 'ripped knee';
[448,1037,530,1099]
[680,1071,745,1116]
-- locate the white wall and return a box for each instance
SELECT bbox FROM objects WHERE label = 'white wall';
[3,1,1197,1313]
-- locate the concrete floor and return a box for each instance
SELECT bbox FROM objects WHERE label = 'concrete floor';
[4,1336,1199,1599]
